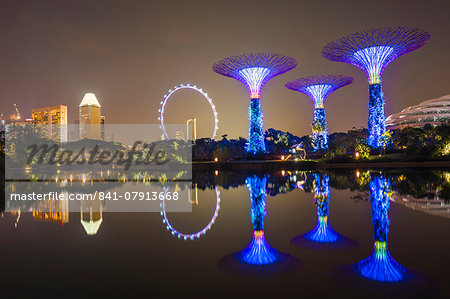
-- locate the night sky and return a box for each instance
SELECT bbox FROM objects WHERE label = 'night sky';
[1,0,449,138]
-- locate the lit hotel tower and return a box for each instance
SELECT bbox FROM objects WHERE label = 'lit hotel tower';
[213,53,297,154]
[79,93,102,140]
[32,105,68,142]
[286,75,353,151]
[322,26,430,148]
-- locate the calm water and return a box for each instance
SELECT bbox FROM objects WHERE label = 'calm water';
[1,169,449,298]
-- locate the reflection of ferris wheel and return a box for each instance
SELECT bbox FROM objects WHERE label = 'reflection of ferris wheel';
[160,186,221,240]
[158,84,219,140]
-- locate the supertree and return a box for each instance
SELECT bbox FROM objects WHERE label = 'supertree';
[322,26,430,147]
[286,75,353,151]
[213,53,297,154]
[355,175,407,282]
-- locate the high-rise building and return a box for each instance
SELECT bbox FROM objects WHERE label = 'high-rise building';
[79,93,101,140]
[31,105,68,142]
[100,115,105,141]
[175,130,185,140]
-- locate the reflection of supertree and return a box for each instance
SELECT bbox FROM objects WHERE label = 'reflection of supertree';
[285,75,353,151]
[213,53,297,153]
[322,27,430,147]
[304,174,339,242]
[219,175,300,275]
[355,175,407,282]
[292,173,353,248]
[238,175,278,264]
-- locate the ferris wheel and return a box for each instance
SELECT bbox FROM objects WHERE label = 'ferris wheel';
[158,84,219,140]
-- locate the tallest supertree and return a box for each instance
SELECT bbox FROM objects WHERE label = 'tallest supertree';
[322,26,430,147]
[213,53,297,153]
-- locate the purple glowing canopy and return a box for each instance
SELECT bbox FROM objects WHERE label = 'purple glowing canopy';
[322,26,430,84]
[285,75,353,106]
[212,53,297,99]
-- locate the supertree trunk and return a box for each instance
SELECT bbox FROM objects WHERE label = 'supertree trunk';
[312,107,328,152]
[368,83,386,148]
[247,175,267,231]
[247,98,266,154]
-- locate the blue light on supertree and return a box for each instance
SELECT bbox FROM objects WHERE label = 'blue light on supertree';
[355,175,407,282]
[322,26,430,148]
[213,53,297,154]
[237,175,279,265]
[303,173,341,243]
[286,75,353,151]
[246,175,268,232]
[218,175,301,275]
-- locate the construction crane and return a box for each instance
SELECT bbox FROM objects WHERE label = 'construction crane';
[9,104,21,121]
[14,104,21,120]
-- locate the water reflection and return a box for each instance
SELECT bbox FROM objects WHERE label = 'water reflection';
[219,175,300,275]
[81,197,103,235]
[292,173,354,249]
[161,186,221,240]
[1,168,447,296]
[354,175,408,282]
[239,175,277,265]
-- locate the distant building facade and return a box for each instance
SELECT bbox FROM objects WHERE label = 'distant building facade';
[175,130,185,140]
[100,115,105,141]
[386,94,450,130]
[31,104,68,142]
[79,93,102,140]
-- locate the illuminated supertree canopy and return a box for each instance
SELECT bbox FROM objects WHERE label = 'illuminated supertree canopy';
[286,75,353,151]
[322,26,430,148]
[355,175,407,282]
[213,53,297,153]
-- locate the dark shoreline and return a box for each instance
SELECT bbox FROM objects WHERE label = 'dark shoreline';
[192,160,450,171]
